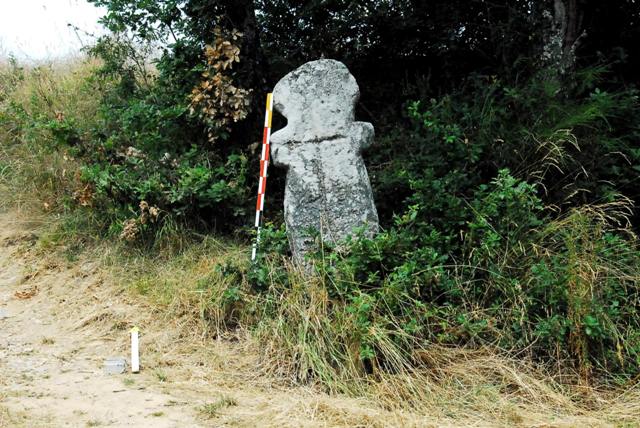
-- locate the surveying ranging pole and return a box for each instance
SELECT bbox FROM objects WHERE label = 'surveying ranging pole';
[251,93,274,261]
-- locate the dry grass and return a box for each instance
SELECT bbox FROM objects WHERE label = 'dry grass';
[49,222,635,427]
[0,57,99,213]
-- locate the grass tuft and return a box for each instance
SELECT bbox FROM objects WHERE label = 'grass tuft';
[198,395,238,418]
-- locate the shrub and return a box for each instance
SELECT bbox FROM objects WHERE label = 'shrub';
[73,28,256,238]
[3,48,639,389]
[231,186,640,386]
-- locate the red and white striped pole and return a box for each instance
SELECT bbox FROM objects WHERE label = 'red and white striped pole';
[252,93,274,261]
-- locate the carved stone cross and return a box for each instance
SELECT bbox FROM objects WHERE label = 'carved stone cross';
[270,59,379,261]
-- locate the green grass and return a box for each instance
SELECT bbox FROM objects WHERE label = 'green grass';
[198,395,238,419]
[154,369,168,383]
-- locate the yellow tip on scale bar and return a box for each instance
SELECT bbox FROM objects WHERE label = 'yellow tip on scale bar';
[265,93,273,128]
[265,93,273,111]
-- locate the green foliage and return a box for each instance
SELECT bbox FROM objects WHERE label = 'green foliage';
[239,177,640,382]
[82,147,249,220]
[68,21,257,235]
[371,66,640,231]
[218,64,640,383]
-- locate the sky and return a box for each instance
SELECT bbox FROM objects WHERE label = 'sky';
[0,0,107,61]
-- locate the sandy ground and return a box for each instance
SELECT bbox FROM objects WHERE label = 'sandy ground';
[0,212,437,427]
[0,216,205,427]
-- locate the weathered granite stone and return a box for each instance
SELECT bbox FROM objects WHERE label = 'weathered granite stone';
[270,59,379,261]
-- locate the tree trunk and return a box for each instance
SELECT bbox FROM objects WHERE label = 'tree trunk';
[221,0,269,147]
[221,0,267,95]
[542,0,585,76]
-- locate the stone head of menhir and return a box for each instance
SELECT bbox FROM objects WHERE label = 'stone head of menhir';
[272,59,359,140]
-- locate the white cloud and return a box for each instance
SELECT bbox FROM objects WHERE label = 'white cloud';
[0,0,107,60]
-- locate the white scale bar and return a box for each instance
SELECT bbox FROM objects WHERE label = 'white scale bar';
[131,329,140,373]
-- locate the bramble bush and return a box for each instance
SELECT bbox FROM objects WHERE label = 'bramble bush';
[238,173,640,385]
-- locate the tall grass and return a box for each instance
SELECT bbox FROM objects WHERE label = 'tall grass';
[79,219,638,425]
[74,199,637,423]
[0,57,99,213]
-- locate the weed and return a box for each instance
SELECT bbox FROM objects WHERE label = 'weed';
[198,395,238,418]
[154,370,167,383]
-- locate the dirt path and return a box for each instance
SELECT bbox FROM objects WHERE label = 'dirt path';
[0,217,205,427]
[0,213,432,427]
